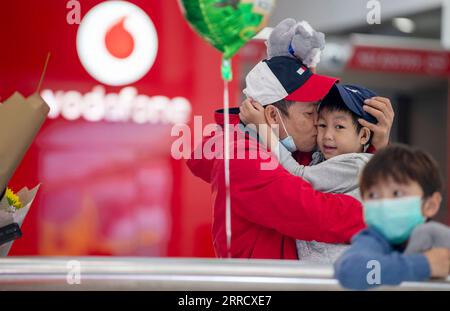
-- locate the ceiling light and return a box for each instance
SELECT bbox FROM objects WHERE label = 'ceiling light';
[393,17,416,33]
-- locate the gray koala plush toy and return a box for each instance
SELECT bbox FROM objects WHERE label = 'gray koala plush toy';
[266,18,326,68]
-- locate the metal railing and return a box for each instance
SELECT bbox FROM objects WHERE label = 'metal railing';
[0,257,449,291]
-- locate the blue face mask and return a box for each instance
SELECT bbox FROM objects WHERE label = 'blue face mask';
[363,196,426,244]
[276,108,297,152]
[280,136,297,153]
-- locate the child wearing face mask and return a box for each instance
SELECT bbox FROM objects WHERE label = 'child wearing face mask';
[240,83,378,263]
[334,144,450,290]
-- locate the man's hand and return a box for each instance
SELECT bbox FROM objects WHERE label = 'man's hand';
[239,99,266,125]
[358,97,394,150]
[424,248,450,279]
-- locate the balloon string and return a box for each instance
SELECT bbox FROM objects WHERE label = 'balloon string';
[223,62,232,258]
[221,58,232,81]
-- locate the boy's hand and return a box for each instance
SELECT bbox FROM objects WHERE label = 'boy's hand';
[358,96,395,150]
[239,99,266,125]
[424,248,450,278]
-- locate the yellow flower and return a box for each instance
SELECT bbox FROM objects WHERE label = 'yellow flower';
[5,188,23,209]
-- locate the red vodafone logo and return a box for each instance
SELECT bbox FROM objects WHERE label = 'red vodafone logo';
[105,17,135,59]
[77,1,158,86]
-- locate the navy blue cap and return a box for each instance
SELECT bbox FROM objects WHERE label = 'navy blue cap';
[321,83,378,124]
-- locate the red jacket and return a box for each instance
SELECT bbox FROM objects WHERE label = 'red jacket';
[187,108,366,259]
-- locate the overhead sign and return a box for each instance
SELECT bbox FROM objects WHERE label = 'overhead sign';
[347,46,450,76]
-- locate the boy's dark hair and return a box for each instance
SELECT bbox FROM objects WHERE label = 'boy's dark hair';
[318,98,363,133]
[360,144,443,199]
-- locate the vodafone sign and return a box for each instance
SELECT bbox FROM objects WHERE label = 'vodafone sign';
[76,1,158,86]
[41,1,191,125]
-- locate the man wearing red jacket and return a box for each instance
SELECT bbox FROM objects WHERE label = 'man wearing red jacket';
[187,56,394,259]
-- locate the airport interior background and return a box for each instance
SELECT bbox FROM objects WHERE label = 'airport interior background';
[0,0,449,259]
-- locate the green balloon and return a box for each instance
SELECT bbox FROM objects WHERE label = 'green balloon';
[179,0,274,59]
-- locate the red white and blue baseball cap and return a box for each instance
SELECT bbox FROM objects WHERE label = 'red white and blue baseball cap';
[243,56,339,106]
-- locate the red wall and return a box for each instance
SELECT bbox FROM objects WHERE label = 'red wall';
[0,0,241,257]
